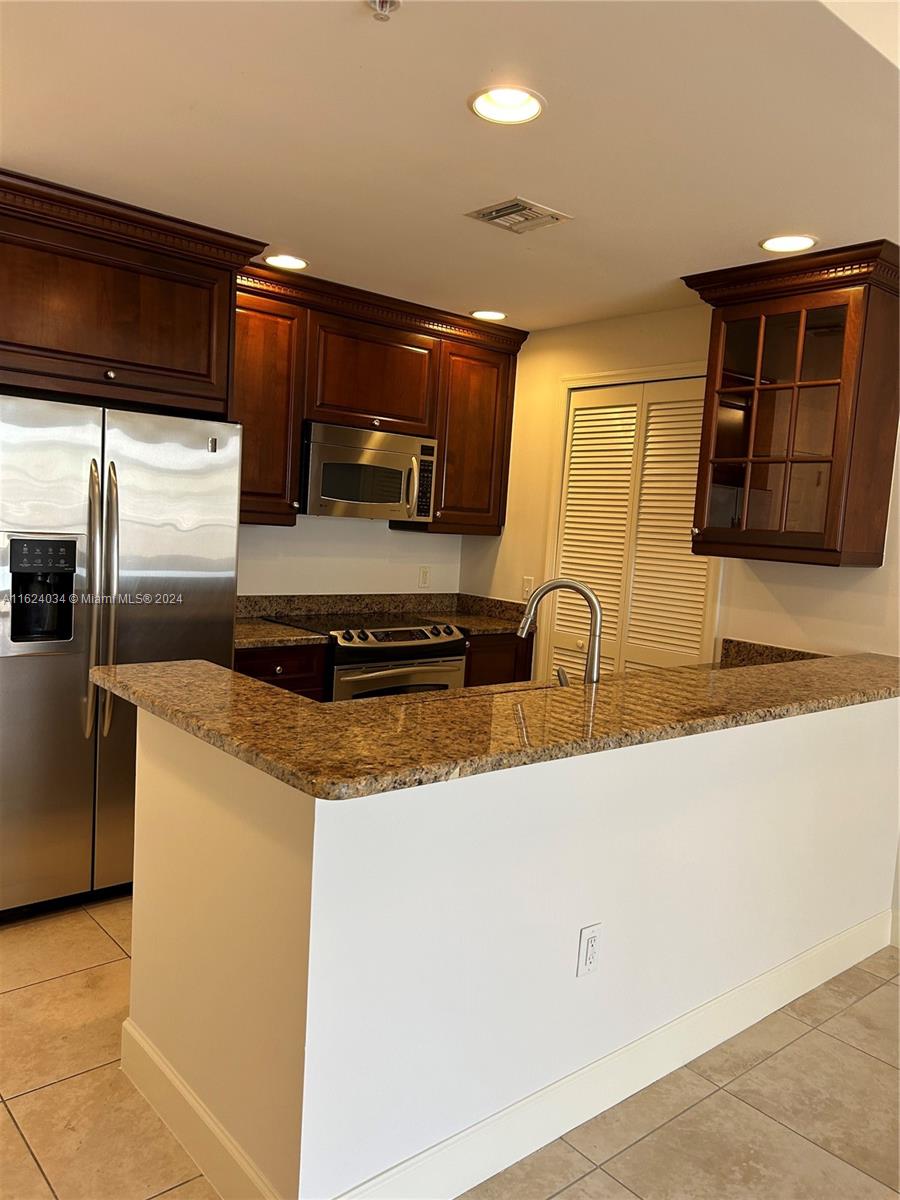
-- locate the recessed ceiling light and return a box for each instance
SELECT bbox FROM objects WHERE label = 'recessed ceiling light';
[759,234,818,254]
[470,87,544,125]
[264,253,308,271]
[470,310,507,321]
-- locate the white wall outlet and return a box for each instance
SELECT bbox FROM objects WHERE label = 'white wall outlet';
[576,922,602,977]
[522,575,534,600]
[418,565,431,589]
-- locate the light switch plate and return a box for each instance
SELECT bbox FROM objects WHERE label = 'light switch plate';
[418,565,431,589]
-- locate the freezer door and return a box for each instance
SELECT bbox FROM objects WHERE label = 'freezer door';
[0,396,102,909]
[94,411,241,887]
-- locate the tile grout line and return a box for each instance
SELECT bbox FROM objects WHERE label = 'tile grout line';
[0,953,128,997]
[540,1161,601,1200]
[2,1097,60,1200]
[145,1173,204,1199]
[722,1087,899,1194]
[560,1077,718,1172]
[782,977,886,1031]
[815,1020,900,1073]
[81,903,132,958]
[6,1057,123,1104]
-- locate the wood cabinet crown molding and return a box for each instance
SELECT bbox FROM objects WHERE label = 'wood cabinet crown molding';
[683,239,899,306]
[0,167,266,266]
[238,267,530,354]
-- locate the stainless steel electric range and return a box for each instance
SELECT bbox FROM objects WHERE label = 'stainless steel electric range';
[268,613,466,701]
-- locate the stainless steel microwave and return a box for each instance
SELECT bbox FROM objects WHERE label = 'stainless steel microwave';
[302,423,437,522]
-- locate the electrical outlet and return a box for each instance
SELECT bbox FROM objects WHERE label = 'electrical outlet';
[522,575,534,600]
[576,922,602,977]
[418,565,431,589]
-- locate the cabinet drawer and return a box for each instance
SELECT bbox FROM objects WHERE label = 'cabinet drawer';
[234,645,327,690]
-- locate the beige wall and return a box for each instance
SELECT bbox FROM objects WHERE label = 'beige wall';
[459,304,712,602]
[460,303,900,658]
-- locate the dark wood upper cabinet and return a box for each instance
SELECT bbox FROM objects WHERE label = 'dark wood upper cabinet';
[683,240,898,566]
[0,169,264,414]
[306,311,439,437]
[236,268,527,529]
[427,342,514,535]
[230,289,308,524]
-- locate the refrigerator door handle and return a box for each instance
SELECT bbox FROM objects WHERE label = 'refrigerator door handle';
[83,458,102,738]
[101,460,120,737]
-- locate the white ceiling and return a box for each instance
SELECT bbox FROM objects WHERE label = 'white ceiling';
[0,1,897,330]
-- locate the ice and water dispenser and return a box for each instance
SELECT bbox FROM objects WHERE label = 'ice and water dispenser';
[9,537,77,643]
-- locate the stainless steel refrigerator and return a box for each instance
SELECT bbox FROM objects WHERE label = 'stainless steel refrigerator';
[0,395,241,912]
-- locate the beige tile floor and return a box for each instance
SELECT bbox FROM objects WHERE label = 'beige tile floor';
[459,943,899,1200]
[1,900,897,1200]
[0,897,219,1200]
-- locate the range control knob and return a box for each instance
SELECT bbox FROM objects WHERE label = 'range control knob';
[431,625,441,636]
[443,625,454,636]
[357,630,370,641]
[341,630,354,642]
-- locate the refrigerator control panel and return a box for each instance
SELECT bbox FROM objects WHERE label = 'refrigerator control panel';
[10,538,77,573]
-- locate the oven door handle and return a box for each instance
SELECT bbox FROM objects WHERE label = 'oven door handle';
[339,663,453,684]
[405,455,419,518]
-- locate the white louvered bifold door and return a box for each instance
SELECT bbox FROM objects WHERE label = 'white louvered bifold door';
[548,386,640,680]
[621,379,719,672]
[547,378,718,680]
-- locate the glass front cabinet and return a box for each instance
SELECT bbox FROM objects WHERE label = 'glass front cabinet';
[684,241,898,566]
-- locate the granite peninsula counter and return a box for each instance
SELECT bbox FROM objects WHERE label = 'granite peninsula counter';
[91,653,898,800]
[94,654,900,1200]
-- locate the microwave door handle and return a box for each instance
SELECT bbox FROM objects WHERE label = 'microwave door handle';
[101,460,120,737]
[405,455,419,517]
[340,663,447,684]
[83,457,102,738]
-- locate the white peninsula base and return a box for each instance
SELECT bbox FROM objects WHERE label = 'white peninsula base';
[121,700,899,1200]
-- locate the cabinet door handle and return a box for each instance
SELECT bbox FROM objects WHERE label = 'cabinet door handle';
[104,369,117,381]
[691,527,700,537]
[274,665,284,675]
[373,418,381,427]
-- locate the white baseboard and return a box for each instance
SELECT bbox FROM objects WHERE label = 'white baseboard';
[335,909,893,1200]
[121,1019,281,1200]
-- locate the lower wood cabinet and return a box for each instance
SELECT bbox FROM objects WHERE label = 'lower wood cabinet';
[233,644,327,700]
[230,290,307,524]
[464,632,533,688]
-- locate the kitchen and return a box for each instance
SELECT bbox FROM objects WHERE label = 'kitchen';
[0,3,898,1200]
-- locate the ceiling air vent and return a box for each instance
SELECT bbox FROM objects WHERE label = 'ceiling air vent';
[466,196,572,234]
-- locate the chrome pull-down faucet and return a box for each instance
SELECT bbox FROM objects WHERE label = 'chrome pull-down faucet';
[517,577,604,686]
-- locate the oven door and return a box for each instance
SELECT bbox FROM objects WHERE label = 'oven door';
[306,441,428,522]
[333,657,465,701]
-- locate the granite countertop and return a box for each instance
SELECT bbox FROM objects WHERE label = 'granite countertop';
[233,612,522,649]
[233,618,328,649]
[91,653,899,801]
